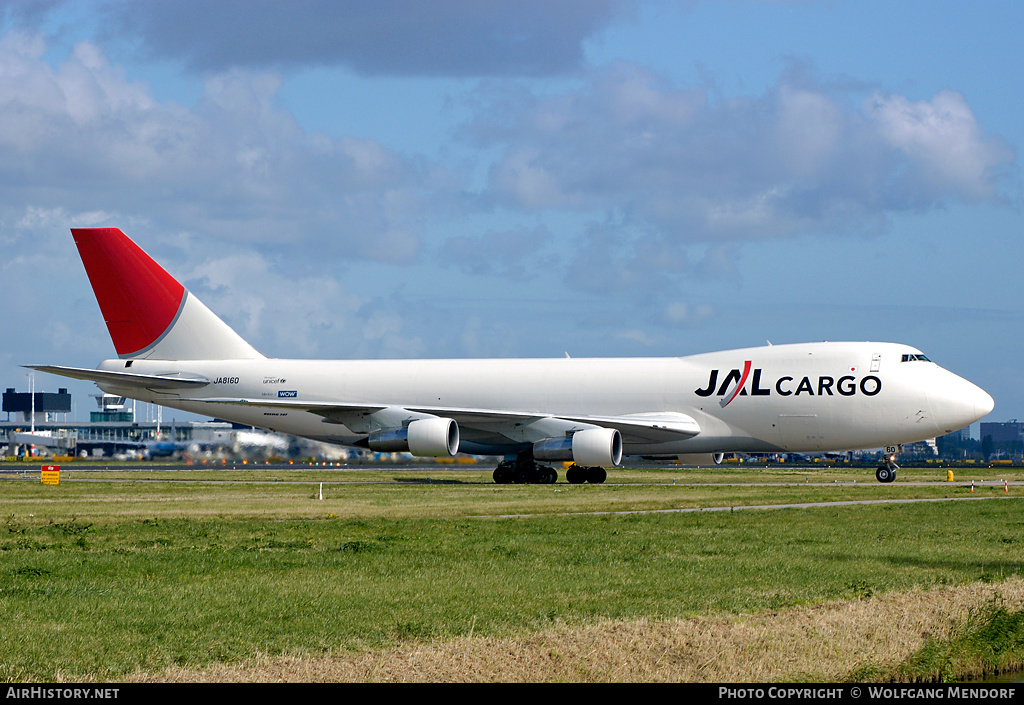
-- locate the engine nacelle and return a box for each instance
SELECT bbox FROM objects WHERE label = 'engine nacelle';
[368,417,459,457]
[409,417,459,457]
[533,437,572,461]
[571,428,622,467]
[534,428,623,466]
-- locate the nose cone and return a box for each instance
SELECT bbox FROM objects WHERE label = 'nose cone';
[975,385,996,419]
[929,370,994,434]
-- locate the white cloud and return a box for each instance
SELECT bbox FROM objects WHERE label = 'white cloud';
[181,249,427,359]
[663,301,714,327]
[0,34,456,263]
[867,89,1014,204]
[441,225,552,280]
[489,147,576,210]
[471,63,1015,244]
[770,84,844,180]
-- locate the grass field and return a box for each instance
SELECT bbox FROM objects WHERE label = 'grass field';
[2,463,1023,682]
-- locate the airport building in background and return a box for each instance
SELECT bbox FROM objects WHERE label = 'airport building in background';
[2,385,311,460]
[3,387,72,423]
[980,421,1024,443]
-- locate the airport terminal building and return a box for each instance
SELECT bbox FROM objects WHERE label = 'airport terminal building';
[3,387,245,459]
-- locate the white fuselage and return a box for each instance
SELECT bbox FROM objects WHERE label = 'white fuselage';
[94,341,992,457]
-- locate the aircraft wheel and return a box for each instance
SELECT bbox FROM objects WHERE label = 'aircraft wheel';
[566,464,586,484]
[544,467,558,484]
[493,464,513,484]
[533,466,551,484]
[876,465,895,483]
[587,466,607,484]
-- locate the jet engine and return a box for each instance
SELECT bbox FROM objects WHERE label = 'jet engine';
[368,417,459,457]
[533,427,622,467]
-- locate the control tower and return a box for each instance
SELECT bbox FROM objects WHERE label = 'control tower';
[91,394,134,423]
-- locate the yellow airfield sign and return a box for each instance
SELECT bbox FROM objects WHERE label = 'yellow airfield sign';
[41,465,60,485]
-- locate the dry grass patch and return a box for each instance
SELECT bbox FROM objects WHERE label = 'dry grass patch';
[133,577,1024,683]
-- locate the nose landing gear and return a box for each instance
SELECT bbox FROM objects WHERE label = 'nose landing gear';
[876,445,901,483]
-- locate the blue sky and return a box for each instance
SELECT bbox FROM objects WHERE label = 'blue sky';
[1,0,1020,432]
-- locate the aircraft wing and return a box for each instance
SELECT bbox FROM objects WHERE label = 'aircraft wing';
[28,357,701,445]
[553,412,701,443]
[24,365,211,390]
[403,406,700,443]
[184,397,701,444]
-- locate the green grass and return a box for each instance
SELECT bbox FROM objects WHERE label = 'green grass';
[3,462,1020,519]
[896,598,1024,682]
[1,469,1023,681]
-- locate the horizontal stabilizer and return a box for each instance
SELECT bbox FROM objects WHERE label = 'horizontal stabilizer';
[26,365,211,390]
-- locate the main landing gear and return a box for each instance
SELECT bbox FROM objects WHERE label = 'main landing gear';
[565,463,606,484]
[491,453,608,484]
[876,446,900,483]
[492,455,557,484]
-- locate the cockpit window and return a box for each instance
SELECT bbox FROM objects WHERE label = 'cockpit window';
[901,354,931,362]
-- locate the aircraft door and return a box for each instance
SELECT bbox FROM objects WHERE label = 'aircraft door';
[776,413,821,451]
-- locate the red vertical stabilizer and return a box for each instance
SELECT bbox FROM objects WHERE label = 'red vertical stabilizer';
[72,228,185,357]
